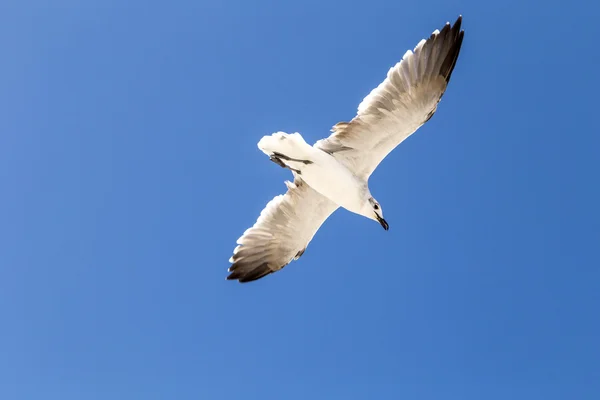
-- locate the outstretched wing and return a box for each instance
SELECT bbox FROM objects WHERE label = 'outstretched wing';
[315,16,464,179]
[227,178,338,283]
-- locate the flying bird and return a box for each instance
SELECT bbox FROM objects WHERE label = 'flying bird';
[227,16,465,283]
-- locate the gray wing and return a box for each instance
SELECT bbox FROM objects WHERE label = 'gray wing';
[315,16,464,179]
[227,178,338,283]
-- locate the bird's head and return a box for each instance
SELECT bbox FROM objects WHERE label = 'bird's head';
[363,196,389,231]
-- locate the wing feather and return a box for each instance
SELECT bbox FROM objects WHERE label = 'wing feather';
[227,178,338,283]
[315,16,464,178]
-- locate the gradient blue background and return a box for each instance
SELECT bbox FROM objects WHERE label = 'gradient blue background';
[2,1,599,399]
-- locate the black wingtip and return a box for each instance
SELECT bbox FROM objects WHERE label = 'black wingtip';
[440,15,465,84]
[455,15,463,27]
[227,262,273,283]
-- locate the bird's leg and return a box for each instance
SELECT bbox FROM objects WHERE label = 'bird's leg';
[272,152,313,165]
[269,155,302,175]
[269,155,288,169]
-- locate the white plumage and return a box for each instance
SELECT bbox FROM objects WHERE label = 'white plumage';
[228,16,465,283]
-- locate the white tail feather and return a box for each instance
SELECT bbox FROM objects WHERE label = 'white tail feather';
[257,132,312,160]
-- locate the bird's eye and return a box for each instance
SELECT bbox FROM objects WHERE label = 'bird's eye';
[374,204,379,210]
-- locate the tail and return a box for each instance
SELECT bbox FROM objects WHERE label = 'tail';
[257,132,313,160]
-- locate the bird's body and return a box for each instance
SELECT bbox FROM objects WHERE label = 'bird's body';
[257,132,370,216]
[227,16,465,283]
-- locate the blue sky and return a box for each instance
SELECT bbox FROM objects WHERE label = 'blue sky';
[1,0,599,399]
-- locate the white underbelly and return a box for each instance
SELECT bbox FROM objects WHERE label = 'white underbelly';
[287,148,365,214]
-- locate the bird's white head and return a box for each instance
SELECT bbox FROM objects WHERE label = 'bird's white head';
[361,196,389,231]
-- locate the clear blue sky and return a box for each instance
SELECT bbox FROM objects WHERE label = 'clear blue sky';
[1,1,599,399]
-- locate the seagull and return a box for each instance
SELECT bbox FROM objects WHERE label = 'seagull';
[227,16,464,283]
